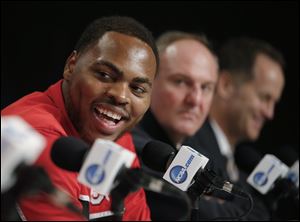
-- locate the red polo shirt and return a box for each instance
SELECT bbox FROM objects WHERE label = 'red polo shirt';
[1,80,150,221]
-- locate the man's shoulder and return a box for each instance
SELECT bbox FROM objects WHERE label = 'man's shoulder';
[2,91,65,133]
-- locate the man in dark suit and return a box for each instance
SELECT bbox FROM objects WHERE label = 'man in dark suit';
[132,30,219,220]
[192,37,287,220]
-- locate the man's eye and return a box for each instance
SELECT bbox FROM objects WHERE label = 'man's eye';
[95,72,114,81]
[172,79,189,87]
[131,85,147,96]
[97,72,110,78]
[201,84,213,93]
[174,79,184,84]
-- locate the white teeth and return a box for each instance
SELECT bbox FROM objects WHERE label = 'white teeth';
[107,111,113,118]
[97,108,122,121]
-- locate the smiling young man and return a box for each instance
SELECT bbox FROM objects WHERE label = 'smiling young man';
[1,16,158,220]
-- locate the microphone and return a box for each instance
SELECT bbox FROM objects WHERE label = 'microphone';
[235,145,263,175]
[51,136,136,196]
[51,137,192,220]
[245,153,297,194]
[142,140,250,199]
[142,140,254,221]
[141,139,177,172]
[274,144,299,167]
[246,154,299,220]
[51,136,89,172]
[1,116,81,220]
[1,115,45,192]
[235,145,299,189]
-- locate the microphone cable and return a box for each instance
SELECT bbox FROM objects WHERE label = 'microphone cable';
[188,168,253,221]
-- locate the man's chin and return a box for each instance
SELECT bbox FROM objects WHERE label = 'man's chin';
[177,128,198,138]
[247,131,260,141]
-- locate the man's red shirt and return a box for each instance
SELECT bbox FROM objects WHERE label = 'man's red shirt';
[2,80,150,221]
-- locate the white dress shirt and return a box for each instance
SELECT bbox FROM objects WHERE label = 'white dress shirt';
[210,119,239,182]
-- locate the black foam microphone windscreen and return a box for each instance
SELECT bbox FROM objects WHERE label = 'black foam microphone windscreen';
[51,136,89,172]
[235,145,262,174]
[274,145,299,167]
[142,140,176,172]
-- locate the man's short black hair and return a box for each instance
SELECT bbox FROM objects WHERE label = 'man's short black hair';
[219,37,285,81]
[74,15,159,73]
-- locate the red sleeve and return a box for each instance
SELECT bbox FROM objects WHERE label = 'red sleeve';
[116,133,151,221]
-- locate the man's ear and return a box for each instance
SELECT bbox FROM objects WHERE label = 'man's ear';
[63,51,78,81]
[217,71,236,99]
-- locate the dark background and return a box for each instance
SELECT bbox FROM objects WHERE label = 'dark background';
[1,1,299,163]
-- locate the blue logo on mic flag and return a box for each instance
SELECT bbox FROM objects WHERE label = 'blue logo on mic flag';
[253,164,275,186]
[170,165,188,183]
[84,149,112,185]
[253,172,268,186]
[169,154,194,184]
[86,164,105,185]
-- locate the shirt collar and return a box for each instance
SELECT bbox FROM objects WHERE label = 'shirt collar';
[45,79,80,137]
[210,118,233,158]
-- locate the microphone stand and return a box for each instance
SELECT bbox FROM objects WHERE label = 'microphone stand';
[187,169,215,220]
[110,167,193,221]
[1,164,82,221]
[110,167,142,221]
[1,164,49,220]
[187,169,254,221]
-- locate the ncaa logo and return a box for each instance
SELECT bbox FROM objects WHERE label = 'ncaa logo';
[253,172,268,186]
[253,164,275,187]
[85,164,105,185]
[170,165,188,184]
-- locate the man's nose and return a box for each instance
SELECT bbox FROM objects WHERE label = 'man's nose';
[185,87,202,107]
[263,103,275,120]
[106,82,130,106]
